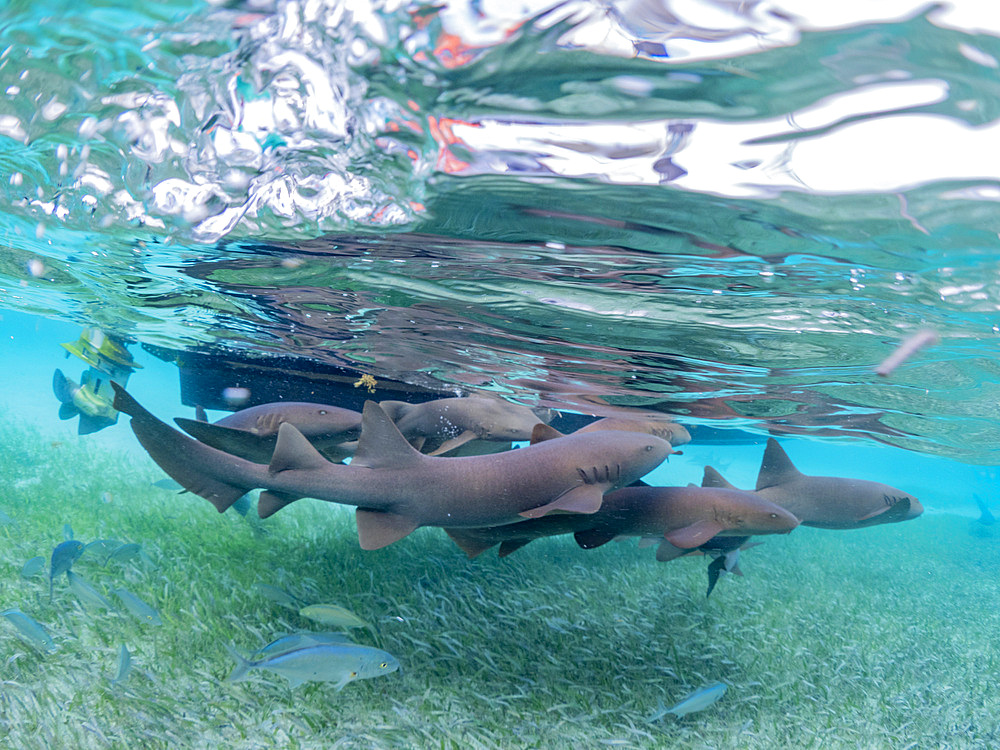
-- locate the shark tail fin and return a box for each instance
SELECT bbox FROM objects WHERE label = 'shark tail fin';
[111,383,257,513]
[755,438,804,491]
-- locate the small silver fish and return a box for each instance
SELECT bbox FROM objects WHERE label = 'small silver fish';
[1,608,57,653]
[82,539,123,561]
[50,540,84,599]
[111,644,131,685]
[253,631,355,659]
[112,588,162,626]
[67,570,114,610]
[299,603,371,630]
[648,682,728,721]
[226,642,399,690]
[21,556,45,578]
[105,543,141,564]
[254,584,302,610]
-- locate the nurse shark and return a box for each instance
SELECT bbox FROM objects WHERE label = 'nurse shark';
[702,438,923,529]
[111,384,672,550]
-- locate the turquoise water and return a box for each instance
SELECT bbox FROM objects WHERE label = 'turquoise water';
[2,1,1000,746]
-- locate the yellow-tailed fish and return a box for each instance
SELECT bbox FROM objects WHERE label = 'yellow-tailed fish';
[299,603,371,630]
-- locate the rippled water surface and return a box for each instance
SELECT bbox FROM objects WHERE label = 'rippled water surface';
[3,0,1000,462]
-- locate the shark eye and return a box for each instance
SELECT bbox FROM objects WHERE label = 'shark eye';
[770,513,778,518]
[645,445,653,452]
[319,409,328,415]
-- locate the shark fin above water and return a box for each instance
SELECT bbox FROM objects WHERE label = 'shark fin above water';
[755,439,805,491]
[518,484,604,519]
[350,401,424,471]
[355,509,420,550]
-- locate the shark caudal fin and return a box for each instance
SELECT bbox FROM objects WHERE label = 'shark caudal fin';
[702,466,740,490]
[351,402,424,471]
[110,383,257,513]
[755,438,804,491]
[175,418,275,463]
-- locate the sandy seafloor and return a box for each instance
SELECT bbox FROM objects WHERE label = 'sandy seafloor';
[0,309,998,749]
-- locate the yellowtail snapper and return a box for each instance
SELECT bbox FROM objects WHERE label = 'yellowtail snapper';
[1,608,57,653]
[649,682,728,721]
[226,642,399,690]
[50,539,84,600]
[112,588,162,625]
[299,603,372,630]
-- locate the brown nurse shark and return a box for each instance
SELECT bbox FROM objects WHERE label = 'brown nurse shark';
[529,417,691,448]
[111,384,672,550]
[175,402,362,463]
[702,438,923,529]
[444,483,798,560]
[378,396,553,456]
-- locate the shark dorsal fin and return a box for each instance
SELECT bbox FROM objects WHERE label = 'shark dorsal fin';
[755,438,804,491]
[351,401,424,470]
[702,466,739,490]
[270,423,329,474]
[529,423,565,445]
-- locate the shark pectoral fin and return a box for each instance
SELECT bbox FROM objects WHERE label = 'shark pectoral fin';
[175,418,274,463]
[529,423,565,445]
[702,466,739,490]
[498,539,532,557]
[518,485,604,519]
[195,405,208,422]
[664,520,727,549]
[573,528,616,549]
[426,430,477,456]
[857,504,895,522]
[270,423,330,473]
[655,540,687,562]
[636,537,658,549]
[257,491,301,519]
[443,529,494,559]
[355,509,419,550]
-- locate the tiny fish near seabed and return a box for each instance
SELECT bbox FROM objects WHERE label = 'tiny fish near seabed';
[299,603,372,630]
